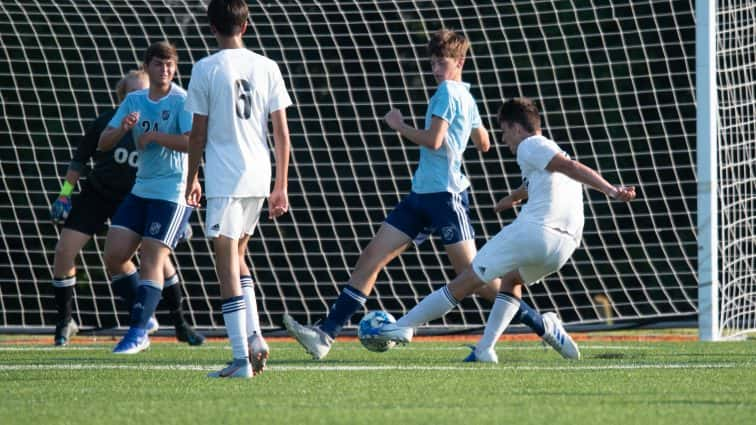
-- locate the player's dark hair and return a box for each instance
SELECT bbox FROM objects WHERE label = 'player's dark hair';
[428,29,469,60]
[497,98,542,133]
[143,41,178,66]
[207,0,248,37]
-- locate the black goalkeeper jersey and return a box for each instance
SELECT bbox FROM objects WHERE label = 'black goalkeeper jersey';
[69,109,138,201]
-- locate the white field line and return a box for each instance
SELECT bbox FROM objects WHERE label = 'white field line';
[0,363,751,372]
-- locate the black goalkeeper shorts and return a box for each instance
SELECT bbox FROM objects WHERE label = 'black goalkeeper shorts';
[63,181,124,236]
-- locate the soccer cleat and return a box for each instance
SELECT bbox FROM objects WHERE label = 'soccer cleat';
[283,314,333,360]
[113,327,150,354]
[541,312,580,360]
[248,333,269,375]
[208,358,253,378]
[462,345,499,363]
[54,319,79,346]
[175,322,206,346]
[146,316,160,335]
[375,322,413,344]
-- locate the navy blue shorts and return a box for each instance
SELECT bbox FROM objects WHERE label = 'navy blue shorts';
[384,190,474,245]
[110,194,192,248]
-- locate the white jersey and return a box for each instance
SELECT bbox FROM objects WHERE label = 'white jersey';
[185,48,292,197]
[515,135,584,240]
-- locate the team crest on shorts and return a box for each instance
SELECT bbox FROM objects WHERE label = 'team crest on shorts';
[441,225,455,241]
[149,222,162,235]
[161,110,170,120]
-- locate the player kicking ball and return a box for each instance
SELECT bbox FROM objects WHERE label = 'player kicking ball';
[283,29,576,362]
[376,98,636,361]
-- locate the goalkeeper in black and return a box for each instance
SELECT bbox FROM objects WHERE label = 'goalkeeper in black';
[50,70,204,347]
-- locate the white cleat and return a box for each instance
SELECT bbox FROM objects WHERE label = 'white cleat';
[146,316,159,335]
[248,333,270,375]
[208,358,253,378]
[376,323,413,344]
[463,345,499,363]
[283,314,333,360]
[542,312,580,359]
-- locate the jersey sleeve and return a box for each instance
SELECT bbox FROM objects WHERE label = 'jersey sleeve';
[267,62,293,113]
[427,85,455,124]
[178,106,193,134]
[108,96,132,129]
[70,113,108,172]
[471,102,482,129]
[518,138,563,170]
[185,62,209,116]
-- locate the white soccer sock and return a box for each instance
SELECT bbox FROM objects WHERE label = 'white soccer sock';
[476,293,520,353]
[241,276,261,336]
[221,296,248,360]
[396,286,457,328]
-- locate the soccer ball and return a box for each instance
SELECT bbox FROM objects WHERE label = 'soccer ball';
[358,310,397,352]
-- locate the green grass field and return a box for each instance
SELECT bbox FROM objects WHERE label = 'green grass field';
[1,336,755,425]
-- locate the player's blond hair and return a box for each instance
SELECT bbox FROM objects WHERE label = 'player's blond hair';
[115,70,147,102]
[428,29,469,60]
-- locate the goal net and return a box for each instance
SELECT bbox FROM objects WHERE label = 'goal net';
[0,0,710,334]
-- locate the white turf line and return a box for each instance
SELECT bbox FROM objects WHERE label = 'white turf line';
[0,363,751,372]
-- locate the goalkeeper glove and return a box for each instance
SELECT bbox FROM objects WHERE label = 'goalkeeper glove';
[51,181,74,224]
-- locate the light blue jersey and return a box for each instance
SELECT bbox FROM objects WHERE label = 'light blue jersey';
[411,80,481,194]
[109,83,192,203]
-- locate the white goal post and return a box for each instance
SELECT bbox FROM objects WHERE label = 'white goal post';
[698,0,756,341]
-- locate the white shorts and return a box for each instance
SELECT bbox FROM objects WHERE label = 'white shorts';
[205,197,265,239]
[472,221,579,285]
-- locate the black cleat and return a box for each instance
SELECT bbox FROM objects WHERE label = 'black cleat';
[54,319,79,346]
[175,322,206,346]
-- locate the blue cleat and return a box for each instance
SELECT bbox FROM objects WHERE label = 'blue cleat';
[113,327,150,354]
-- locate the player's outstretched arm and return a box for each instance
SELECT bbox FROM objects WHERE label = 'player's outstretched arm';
[494,184,528,213]
[185,114,207,207]
[471,126,490,152]
[546,153,636,201]
[383,109,449,150]
[268,108,290,219]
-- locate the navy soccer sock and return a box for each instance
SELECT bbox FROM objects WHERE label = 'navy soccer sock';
[514,299,545,336]
[319,285,367,338]
[112,271,140,309]
[129,281,162,329]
